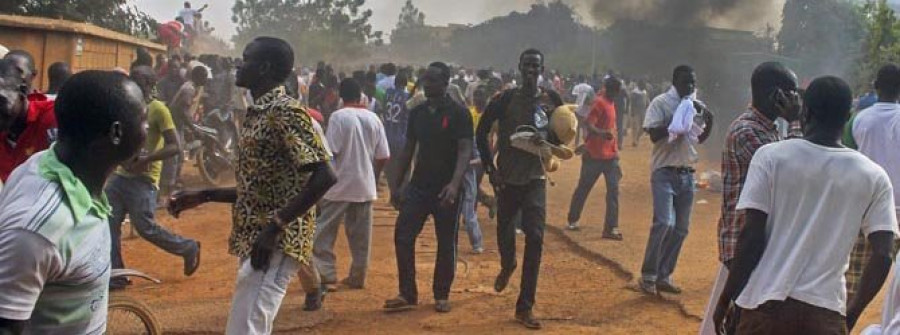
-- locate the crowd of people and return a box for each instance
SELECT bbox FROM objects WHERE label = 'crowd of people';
[1,31,900,335]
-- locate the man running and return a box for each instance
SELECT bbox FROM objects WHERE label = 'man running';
[566,76,623,240]
[168,37,336,334]
[106,66,200,290]
[0,70,148,334]
[477,49,563,329]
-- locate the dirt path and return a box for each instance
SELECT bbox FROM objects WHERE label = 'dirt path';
[117,137,886,334]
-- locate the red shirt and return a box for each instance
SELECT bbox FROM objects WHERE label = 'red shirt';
[584,94,618,160]
[0,100,57,181]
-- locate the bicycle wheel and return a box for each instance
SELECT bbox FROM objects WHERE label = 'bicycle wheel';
[107,295,163,335]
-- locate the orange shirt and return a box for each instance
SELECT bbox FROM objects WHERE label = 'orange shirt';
[584,94,618,160]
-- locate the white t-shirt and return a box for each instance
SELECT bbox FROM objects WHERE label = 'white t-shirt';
[178,8,199,27]
[854,102,900,218]
[572,83,596,118]
[735,139,899,315]
[322,107,390,202]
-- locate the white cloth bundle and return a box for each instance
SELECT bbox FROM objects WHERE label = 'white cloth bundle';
[667,87,701,143]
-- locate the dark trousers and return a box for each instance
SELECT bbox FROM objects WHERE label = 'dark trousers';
[737,299,847,335]
[497,179,546,313]
[394,184,461,302]
[106,175,196,270]
[567,156,620,229]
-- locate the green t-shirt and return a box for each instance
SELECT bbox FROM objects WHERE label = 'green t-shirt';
[117,100,176,185]
[842,112,859,150]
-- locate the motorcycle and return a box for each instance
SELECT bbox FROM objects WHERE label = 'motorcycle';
[184,107,238,186]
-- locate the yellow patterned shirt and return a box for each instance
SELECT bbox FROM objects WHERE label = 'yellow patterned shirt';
[230,86,330,264]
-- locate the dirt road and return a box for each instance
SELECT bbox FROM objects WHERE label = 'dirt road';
[117,138,886,334]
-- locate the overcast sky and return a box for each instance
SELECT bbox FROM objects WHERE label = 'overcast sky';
[130,0,540,41]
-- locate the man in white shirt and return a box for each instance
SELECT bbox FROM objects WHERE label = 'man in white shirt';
[845,64,900,303]
[313,78,390,290]
[178,1,207,30]
[849,64,900,335]
[712,76,898,334]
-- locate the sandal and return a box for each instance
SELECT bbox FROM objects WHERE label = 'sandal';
[602,228,624,241]
[383,295,417,313]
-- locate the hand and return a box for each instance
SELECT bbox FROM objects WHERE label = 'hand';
[250,222,282,271]
[438,183,460,208]
[390,185,405,210]
[168,190,208,218]
[602,131,614,141]
[122,155,151,174]
[846,311,860,331]
[712,298,729,335]
[773,89,801,122]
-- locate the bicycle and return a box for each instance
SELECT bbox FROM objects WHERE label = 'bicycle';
[107,269,164,335]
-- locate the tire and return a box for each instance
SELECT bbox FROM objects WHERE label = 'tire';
[107,295,162,335]
[196,146,226,187]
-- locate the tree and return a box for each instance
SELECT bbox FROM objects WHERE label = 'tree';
[232,0,383,65]
[855,0,900,90]
[777,0,865,79]
[394,0,424,31]
[0,0,157,37]
[389,0,432,62]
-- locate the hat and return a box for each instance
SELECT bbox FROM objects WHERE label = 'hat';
[551,104,578,146]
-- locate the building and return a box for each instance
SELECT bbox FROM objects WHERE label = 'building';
[0,14,165,91]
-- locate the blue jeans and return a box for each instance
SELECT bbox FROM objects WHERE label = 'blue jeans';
[567,157,620,229]
[461,166,484,250]
[106,174,196,270]
[640,168,694,283]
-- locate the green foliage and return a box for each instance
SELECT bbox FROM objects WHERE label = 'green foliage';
[232,0,383,65]
[777,0,865,79]
[855,0,900,90]
[0,0,157,37]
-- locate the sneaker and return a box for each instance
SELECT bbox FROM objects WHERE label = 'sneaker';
[434,300,451,313]
[494,267,516,293]
[471,247,485,254]
[515,311,542,329]
[515,229,524,235]
[182,242,201,276]
[639,279,658,296]
[566,222,580,231]
[657,280,683,294]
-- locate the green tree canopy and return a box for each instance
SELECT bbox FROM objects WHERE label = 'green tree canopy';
[777,0,865,79]
[0,0,157,37]
[232,0,383,65]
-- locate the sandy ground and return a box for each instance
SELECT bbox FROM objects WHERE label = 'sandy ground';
[116,137,888,334]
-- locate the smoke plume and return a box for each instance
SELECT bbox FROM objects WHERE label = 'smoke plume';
[589,0,785,31]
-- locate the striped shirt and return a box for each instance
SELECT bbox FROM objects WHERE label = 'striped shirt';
[0,149,112,334]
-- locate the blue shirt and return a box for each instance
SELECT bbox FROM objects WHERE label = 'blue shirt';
[382,87,411,151]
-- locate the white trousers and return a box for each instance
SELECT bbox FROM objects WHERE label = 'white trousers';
[225,250,301,335]
[699,264,729,335]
